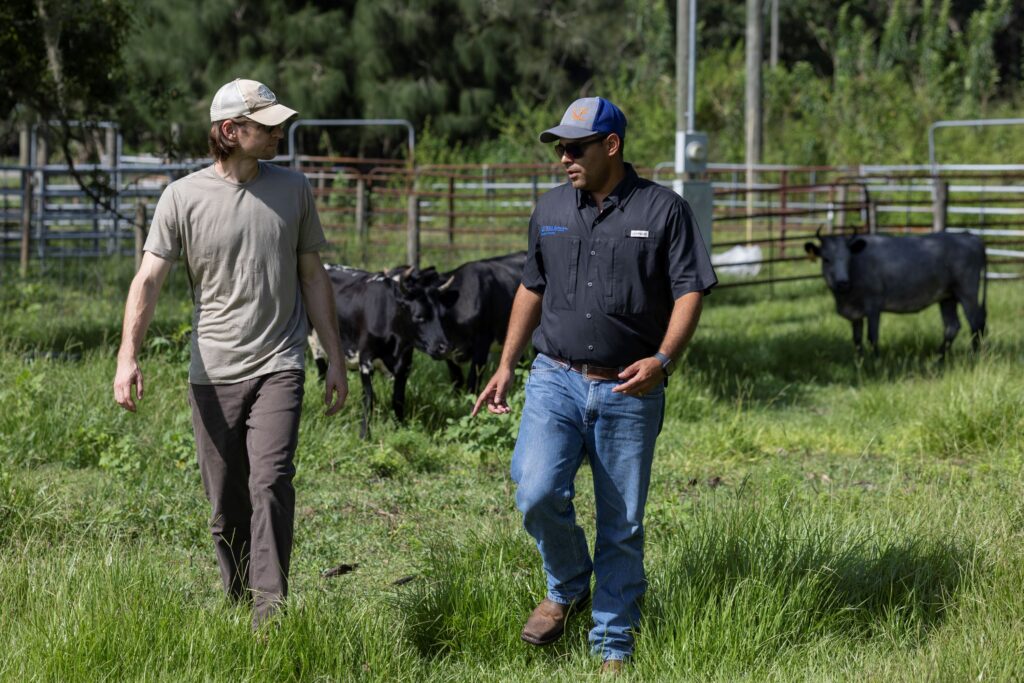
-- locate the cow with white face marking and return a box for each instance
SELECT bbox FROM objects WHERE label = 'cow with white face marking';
[804,230,987,355]
[313,265,450,439]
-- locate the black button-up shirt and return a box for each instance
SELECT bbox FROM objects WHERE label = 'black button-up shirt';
[522,164,717,367]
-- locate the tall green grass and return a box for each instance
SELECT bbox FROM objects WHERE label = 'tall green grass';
[2,259,1024,680]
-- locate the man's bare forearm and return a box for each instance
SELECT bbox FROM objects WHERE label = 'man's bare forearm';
[299,254,344,366]
[118,253,172,361]
[497,285,543,371]
[657,291,703,361]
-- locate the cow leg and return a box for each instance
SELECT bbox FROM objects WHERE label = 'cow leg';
[866,312,881,354]
[938,297,960,357]
[467,342,491,395]
[392,349,414,423]
[851,319,864,354]
[308,330,329,381]
[359,357,375,440]
[953,284,986,351]
[446,359,465,390]
[314,358,328,381]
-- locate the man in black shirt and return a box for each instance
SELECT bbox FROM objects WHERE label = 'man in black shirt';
[473,96,716,672]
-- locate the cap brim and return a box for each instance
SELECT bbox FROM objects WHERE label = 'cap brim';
[538,125,598,143]
[247,103,298,126]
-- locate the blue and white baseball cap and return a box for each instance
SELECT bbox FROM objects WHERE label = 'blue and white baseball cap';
[539,97,627,143]
[210,78,297,125]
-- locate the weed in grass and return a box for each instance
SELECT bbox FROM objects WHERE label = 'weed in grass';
[443,370,525,464]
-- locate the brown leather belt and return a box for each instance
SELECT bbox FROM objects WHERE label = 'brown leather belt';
[549,355,621,382]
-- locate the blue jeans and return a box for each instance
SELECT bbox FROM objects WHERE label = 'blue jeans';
[511,353,665,661]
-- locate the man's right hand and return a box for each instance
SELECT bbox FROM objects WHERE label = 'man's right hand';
[471,367,516,416]
[113,357,144,412]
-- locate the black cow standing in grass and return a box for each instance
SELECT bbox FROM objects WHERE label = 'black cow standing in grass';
[804,231,987,355]
[413,252,527,393]
[313,265,449,439]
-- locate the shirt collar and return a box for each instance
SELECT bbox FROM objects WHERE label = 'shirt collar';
[576,163,639,210]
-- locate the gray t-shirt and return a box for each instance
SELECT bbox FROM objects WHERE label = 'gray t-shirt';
[144,162,327,384]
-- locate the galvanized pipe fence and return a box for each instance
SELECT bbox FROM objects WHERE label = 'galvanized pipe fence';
[4,157,1024,287]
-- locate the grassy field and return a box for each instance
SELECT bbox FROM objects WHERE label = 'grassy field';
[1,258,1023,681]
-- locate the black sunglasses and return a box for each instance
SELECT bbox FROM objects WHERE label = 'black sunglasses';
[554,134,609,159]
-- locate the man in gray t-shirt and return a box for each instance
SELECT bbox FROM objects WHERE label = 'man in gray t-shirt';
[113,78,347,630]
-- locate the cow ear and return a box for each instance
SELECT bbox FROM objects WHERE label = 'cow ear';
[849,238,867,253]
[804,242,820,259]
[438,287,460,307]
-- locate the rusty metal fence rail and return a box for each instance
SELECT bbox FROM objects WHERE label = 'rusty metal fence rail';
[4,158,1024,285]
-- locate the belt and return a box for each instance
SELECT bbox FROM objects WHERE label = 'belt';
[549,355,621,382]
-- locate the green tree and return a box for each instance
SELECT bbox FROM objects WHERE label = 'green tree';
[118,0,356,158]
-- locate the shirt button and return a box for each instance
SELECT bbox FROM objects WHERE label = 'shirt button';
[590,250,596,256]
[587,281,593,287]
[588,344,594,351]
[586,313,592,319]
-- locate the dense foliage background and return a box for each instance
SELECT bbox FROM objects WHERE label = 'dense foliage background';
[3,0,1024,165]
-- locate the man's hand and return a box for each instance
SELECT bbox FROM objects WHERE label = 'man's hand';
[323,363,348,416]
[113,357,144,412]
[612,357,664,397]
[472,367,516,416]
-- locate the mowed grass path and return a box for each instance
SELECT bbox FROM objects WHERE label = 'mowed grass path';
[1,261,1023,681]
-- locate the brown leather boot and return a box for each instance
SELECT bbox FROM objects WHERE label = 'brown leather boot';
[600,659,625,675]
[520,597,586,645]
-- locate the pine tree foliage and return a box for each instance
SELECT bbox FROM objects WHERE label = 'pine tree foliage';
[2,0,1024,165]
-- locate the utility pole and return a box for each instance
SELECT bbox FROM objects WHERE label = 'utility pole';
[770,0,779,69]
[675,0,692,193]
[674,0,713,251]
[745,0,763,244]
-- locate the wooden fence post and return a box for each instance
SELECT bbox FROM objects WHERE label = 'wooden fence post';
[932,179,947,232]
[134,201,147,272]
[407,175,420,268]
[355,175,368,267]
[836,184,847,232]
[19,124,29,168]
[779,170,788,256]
[447,175,455,245]
[19,170,32,278]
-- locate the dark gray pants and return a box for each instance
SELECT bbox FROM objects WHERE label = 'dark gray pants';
[188,369,305,626]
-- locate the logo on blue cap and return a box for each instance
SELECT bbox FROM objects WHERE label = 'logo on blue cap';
[539,97,627,143]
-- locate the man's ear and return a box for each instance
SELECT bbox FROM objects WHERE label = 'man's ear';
[221,119,239,140]
[605,133,621,157]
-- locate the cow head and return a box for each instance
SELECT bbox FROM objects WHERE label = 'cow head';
[393,271,451,358]
[804,233,867,293]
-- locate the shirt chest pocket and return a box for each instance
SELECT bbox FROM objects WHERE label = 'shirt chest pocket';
[599,234,660,315]
[539,235,581,310]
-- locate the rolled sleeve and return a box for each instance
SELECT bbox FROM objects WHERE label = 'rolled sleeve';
[667,200,717,298]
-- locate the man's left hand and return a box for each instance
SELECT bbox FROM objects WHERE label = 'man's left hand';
[323,363,348,416]
[612,357,664,397]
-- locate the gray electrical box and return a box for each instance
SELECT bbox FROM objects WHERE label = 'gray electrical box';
[679,131,709,175]
[678,180,713,252]
[674,130,712,250]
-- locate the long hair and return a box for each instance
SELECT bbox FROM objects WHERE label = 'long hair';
[207,118,247,161]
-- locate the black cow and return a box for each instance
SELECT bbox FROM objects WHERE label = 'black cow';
[412,252,526,392]
[313,265,449,439]
[804,231,987,355]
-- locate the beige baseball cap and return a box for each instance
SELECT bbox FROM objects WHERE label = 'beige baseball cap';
[209,78,297,125]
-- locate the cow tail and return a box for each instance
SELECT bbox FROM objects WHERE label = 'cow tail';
[979,246,988,336]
